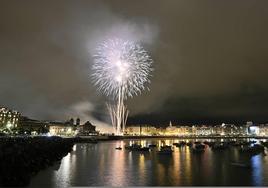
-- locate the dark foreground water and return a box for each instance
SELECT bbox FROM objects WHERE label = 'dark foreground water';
[30,139,268,187]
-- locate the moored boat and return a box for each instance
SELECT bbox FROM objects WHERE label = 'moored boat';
[125,144,141,150]
[138,147,150,152]
[125,144,149,152]
[240,144,264,155]
[173,143,182,147]
[157,145,173,154]
[191,143,205,153]
[186,142,193,147]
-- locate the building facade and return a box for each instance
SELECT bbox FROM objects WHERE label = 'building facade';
[18,116,49,134]
[0,107,20,129]
[124,122,254,136]
[77,121,98,136]
[49,119,77,136]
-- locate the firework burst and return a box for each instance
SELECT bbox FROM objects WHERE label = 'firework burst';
[91,38,153,135]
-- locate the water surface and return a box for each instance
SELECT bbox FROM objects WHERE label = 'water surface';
[30,138,268,187]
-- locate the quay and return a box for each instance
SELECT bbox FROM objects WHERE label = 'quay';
[73,135,268,142]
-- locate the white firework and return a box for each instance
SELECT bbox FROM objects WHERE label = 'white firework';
[91,38,153,135]
[91,38,153,99]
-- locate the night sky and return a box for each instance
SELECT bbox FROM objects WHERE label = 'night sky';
[1,0,268,128]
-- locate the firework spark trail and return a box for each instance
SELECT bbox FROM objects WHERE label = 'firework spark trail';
[91,38,153,135]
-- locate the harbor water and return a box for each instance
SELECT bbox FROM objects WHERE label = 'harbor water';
[30,138,268,187]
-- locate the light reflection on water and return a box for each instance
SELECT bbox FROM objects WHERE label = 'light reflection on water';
[30,138,268,187]
[251,155,263,186]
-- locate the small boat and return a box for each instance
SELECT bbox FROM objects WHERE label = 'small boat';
[173,143,182,147]
[240,144,264,155]
[125,144,141,150]
[157,145,173,154]
[203,141,215,147]
[125,144,149,152]
[191,144,205,153]
[148,144,157,148]
[186,142,193,147]
[115,147,122,150]
[253,144,265,151]
[137,147,150,152]
[208,142,216,147]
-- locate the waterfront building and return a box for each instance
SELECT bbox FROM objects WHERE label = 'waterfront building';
[191,125,197,135]
[142,125,158,135]
[124,125,159,136]
[77,121,98,136]
[125,125,148,135]
[221,123,236,135]
[258,124,268,136]
[125,122,254,137]
[246,121,268,136]
[210,125,222,135]
[239,125,248,135]
[0,107,20,129]
[19,116,49,134]
[166,121,178,135]
[244,123,268,136]
[248,125,260,135]
[246,121,253,134]
[195,125,213,136]
[124,126,141,135]
[49,120,76,136]
[171,125,192,136]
